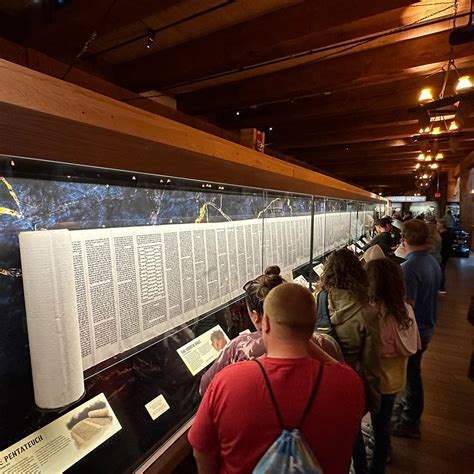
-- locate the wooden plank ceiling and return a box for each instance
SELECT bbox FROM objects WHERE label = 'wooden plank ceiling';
[1,0,473,195]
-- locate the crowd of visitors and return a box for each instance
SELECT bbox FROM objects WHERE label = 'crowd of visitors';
[189,216,446,474]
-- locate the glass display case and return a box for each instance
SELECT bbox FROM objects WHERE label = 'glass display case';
[0,154,377,472]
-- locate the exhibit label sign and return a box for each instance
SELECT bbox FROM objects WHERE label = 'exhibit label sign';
[177,325,230,376]
[0,393,121,474]
[145,394,170,421]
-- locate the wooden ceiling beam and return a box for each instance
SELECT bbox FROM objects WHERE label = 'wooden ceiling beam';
[290,138,474,158]
[275,124,474,150]
[19,0,182,64]
[321,162,458,174]
[178,30,474,115]
[118,0,415,92]
[219,74,469,130]
[306,156,463,169]
[268,108,417,140]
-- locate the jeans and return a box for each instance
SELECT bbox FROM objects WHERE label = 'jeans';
[400,348,426,425]
[371,394,396,474]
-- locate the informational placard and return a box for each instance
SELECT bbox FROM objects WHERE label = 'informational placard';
[313,263,324,278]
[145,394,170,421]
[386,195,426,202]
[0,393,121,474]
[293,275,309,288]
[176,325,230,376]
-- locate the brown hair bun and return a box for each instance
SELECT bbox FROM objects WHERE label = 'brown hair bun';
[264,265,281,276]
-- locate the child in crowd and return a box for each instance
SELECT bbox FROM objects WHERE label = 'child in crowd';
[366,258,420,474]
[318,248,380,474]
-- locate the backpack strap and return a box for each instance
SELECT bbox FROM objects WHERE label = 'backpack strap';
[297,364,324,428]
[316,291,331,333]
[254,359,325,430]
[254,359,285,429]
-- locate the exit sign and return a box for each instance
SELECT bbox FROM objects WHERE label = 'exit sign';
[435,192,441,198]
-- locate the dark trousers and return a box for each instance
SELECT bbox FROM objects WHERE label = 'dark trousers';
[371,394,396,474]
[439,259,448,291]
[400,348,426,425]
[352,429,368,474]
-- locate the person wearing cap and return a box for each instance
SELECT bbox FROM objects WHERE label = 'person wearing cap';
[362,218,396,256]
[189,283,365,474]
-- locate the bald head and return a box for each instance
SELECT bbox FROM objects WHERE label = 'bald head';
[263,283,316,340]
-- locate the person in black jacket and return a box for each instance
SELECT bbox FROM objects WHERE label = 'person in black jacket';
[363,218,395,256]
[436,219,452,293]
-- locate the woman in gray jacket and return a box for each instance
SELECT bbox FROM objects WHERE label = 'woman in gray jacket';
[319,248,381,474]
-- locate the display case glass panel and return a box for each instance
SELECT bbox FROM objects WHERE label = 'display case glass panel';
[0,154,377,472]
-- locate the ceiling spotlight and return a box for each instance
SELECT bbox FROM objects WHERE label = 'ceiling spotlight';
[455,75,473,92]
[417,153,425,161]
[449,121,459,130]
[418,88,433,102]
[435,152,444,160]
[269,126,273,131]
[146,30,155,49]
[236,111,240,116]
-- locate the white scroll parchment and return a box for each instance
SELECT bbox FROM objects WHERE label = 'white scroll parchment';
[19,230,85,410]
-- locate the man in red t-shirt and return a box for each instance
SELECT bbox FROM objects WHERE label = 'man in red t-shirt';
[189,283,365,474]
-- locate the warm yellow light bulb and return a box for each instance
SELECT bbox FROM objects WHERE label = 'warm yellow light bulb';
[449,121,458,131]
[431,163,439,169]
[424,155,432,162]
[416,163,421,170]
[455,75,473,92]
[422,174,428,179]
[418,88,433,102]
[435,152,444,160]
[419,128,424,133]
[432,127,441,135]
[417,153,425,161]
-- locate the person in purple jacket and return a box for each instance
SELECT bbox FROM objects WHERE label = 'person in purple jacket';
[199,266,284,395]
[199,266,342,395]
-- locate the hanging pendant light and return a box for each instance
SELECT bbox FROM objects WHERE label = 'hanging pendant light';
[449,120,459,130]
[417,153,425,161]
[435,152,444,160]
[455,75,473,91]
[424,154,432,162]
[432,126,441,135]
[418,88,433,102]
